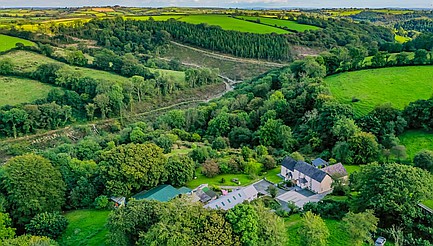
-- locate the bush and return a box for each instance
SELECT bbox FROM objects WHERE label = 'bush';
[202,159,220,178]
[94,195,111,210]
[25,212,68,239]
[261,155,276,170]
[212,137,228,150]
[303,200,350,220]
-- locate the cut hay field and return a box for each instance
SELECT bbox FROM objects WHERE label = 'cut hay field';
[0,76,54,106]
[399,130,433,160]
[325,66,433,117]
[0,34,35,52]
[129,15,289,34]
[238,16,320,32]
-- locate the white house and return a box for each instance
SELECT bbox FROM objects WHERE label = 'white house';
[281,156,333,194]
[204,185,258,210]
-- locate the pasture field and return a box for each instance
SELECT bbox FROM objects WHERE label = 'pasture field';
[58,209,110,246]
[239,16,320,32]
[129,15,289,34]
[325,66,433,117]
[423,200,433,210]
[0,76,54,106]
[0,50,186,84]
[0,34,35,52]
[399,130,433,160]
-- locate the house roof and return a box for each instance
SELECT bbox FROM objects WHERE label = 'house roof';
[178,187,192,194]
[294,161,329,182]
[132,185,190,202]
[312,158,328,167]
[322,163,348,178]
[282,156,297,171]
[205,185,258,210]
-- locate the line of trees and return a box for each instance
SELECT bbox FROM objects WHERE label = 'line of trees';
[58,17,293,61]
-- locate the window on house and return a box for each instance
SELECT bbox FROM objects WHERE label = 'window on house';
[233,196,236,200]
[238,194,242,198]
[228,199,231,203]
[221,202,225,206]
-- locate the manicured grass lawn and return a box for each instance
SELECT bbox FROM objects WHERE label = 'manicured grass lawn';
[58,209,110,246]
[187,170,255,189]
[0,76,54,106]
[0,34,35,51]
[264,167,283,183]
[325,66,433,117]
[239,16,320,32]
[423,200,433,210]
[130,15,289,34]
[150,68,186,84]
[285,214,352,246]
[165,148,193,157]
[399,130,433,160]
[344,165,361,174]
[187,166,283,189]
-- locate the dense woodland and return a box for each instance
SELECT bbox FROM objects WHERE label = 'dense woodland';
[0,7,433,246]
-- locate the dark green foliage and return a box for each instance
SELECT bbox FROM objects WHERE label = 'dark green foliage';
[212,137,228,150]
[25,212,68,239]
[166,155,195,186]
[93,195,111,210]
[2,154,66,226]
[302,200,350,220]
[414,150,433,173]
[99,143,167,196]
[351,163,433,227]
[226,203,260,245]
[189,146,210,163]
[154,134,173,154]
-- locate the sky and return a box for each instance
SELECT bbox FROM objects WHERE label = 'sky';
[0,0,431,9]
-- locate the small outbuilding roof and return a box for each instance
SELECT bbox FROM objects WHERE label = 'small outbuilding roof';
[205,185,258,210]
[132,185,190,202]
[322,163,348,178]
[312,158,328,167]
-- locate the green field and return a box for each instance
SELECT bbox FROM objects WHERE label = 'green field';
[285,214,352,246]
[423,200,433,210]
[399,130,433,160]
[0,34,35,52]
[0,76,54,106]
[239,16,320,32]
[326,66,433,117]
[130,15,289,34]
[58,209,110,246]
[0,50,185,85]
[395,34,410,43]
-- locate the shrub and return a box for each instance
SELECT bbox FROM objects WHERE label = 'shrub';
[202,159,220,178]
[212,137,228,150]
[25,212,68,239]
[94,195,111,210]
[261,155,276,170]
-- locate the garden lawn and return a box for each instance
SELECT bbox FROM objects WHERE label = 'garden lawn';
[344,165,361,174]
[239,16,320,32]
[264,167,283,183]
[186,169,256,189]
[325,66,433,117]
[0,76,54,106]
[422,200,433,210]
[399,130,433,160]
[285,214,352,246]
[0,34,35,51]
[58,209,110,246]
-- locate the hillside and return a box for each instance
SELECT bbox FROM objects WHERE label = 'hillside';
[0,34,35,51]
[325,66,433,117]
[0,50,186,84]
[0,76,54,106]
